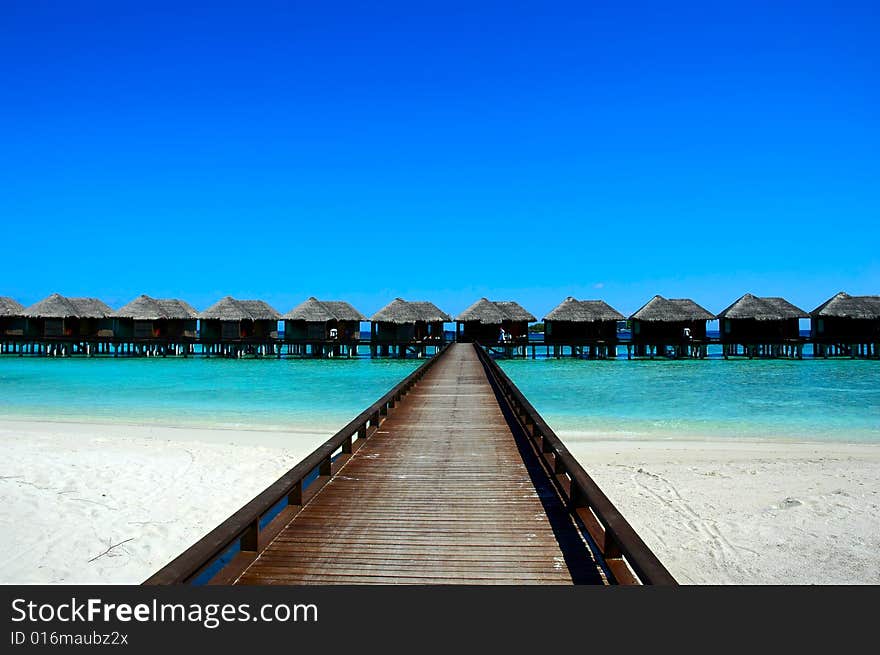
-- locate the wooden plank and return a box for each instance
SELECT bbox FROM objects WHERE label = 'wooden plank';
[235,343,605,586]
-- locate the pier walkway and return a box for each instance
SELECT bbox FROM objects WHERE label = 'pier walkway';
[146,343,675,586]
[237,343,596,584]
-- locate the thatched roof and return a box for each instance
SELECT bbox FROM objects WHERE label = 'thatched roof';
[715,294,807,321]
[544,297,625,322]
[200,296,281,321]
[811,292,880,320]
[456,298,536,323]
[494,301,536,322]
[114,295,199,320]
[371,298,451,323]
[630,295,713,322]
[0,297,25,317]
[25,293,113,319]
[283,297,367,322]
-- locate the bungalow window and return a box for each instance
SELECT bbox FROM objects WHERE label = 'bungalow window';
[221,321,240,340]
[44,319,63,337]
[817,319,824,333]
[724,320,731,334]
[134,321,153,339]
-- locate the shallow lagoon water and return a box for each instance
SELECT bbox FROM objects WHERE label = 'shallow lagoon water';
[0,357,419,433]
[0,355,877,443]
[499,357,880,442]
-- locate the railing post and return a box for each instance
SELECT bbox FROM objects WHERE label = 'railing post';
[603,535,622,560]
[288,480,302,506]
[240,519,259,552]
[570,483,584,506]
[553,452,567,475]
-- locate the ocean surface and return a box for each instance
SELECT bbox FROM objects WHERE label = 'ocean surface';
[0,357,419,433]
[0,355,877,443]
[499,358,880,443]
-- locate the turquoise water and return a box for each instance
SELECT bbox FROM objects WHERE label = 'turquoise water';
[499,359,880,443]
[0,358,419,433]
[0,356,877,443]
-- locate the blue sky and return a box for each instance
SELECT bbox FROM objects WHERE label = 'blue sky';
[1,1,877,319]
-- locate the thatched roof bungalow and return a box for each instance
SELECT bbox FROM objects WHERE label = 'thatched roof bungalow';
[24,293,114,338]
[0,297,26,336]
[114,295,199,340]
[283,297,366,342]
[629,295,713,342]
[543,297,625,344]
[370,298,451,344]
[455,298,535,343]
[715,293,807,343]
[200,296,280,341]
[811,292,880,343]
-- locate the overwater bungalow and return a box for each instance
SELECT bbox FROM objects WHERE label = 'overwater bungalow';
[199,297,281,342]
[715,293,807,358]
[0,297,26,336]
[455,298,535,344]
[112,295,199,356]
[199,296,281,358]
[543,297,625,358]
[283,297,366,357]
[21,293,114,355]
[629,295,713,358]
[24,293,114,339]
[114,295,199,339]
[0,297,26,354]
[370,298,451,357]
[811,292,880,358]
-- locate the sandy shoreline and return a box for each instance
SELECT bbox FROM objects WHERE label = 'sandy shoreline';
[564,438,880,584]
[1,419,878,584]
[0,420,329,584]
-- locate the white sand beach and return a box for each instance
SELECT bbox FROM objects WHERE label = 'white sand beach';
[563,437,880,585]
[1,419,878,585]
[0,420,328,584]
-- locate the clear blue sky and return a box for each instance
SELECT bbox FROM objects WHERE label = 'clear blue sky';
[1,0,877,319]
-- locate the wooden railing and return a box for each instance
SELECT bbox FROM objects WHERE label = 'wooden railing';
[474,343,677,586]
[143,343,449,585]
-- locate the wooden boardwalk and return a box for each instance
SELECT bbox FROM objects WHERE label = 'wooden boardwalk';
[234,343,605,584]
[146,342,674,586]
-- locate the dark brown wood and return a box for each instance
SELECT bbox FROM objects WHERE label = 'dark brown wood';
[234,343,606,586]
[473,343,678,585]
[143,345,447,585]
[146,342,674,586]
[206,552,256,586]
